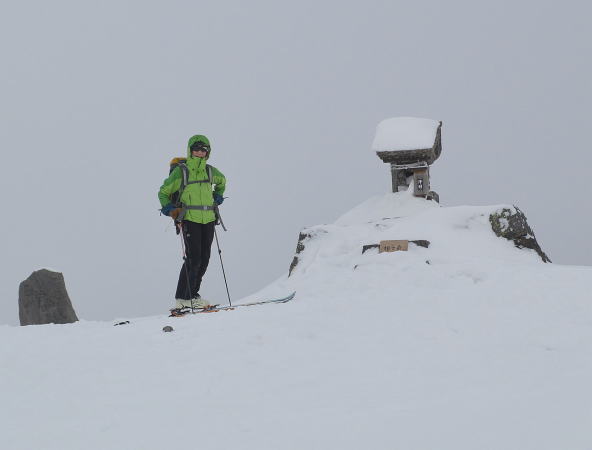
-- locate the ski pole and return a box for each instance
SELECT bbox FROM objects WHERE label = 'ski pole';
[214,228,232,306]
[213,204,227,231]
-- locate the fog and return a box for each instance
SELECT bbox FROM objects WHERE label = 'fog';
[1,0,590,325]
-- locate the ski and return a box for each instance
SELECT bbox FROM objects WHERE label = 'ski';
[168,292,296,317]
[169,304,220,317]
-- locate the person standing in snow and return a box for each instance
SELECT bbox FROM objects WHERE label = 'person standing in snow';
[158,135,226,309]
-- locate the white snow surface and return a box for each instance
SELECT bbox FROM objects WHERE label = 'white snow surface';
[372,116,440,151]
[2,189,591,450]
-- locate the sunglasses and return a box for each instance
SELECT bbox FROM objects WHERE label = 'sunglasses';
[190,145,210,152]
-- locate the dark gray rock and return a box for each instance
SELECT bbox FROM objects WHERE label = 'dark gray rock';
[162,326,174,333]
[361,244,380,254]
[426,191,440,203]
[289,231,312,276]
[289,229,328,276]
[489,207,551,263]
[19,269,79,326]
[410,240,430,249]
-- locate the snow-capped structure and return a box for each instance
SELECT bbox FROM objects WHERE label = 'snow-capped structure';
[372,116,441,153]
[373,117,442,200]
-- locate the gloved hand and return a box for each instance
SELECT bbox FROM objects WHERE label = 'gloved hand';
[213,193,224,205]
[161,203,175,216]
[170,208,182,221]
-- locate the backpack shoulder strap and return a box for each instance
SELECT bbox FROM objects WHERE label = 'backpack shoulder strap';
[206,164,212,184]
[178,163,189,192]
[169,161,189,193]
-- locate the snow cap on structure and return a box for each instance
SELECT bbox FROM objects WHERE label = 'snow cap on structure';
[372,117,440,151]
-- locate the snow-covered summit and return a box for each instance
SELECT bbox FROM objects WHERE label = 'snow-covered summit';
[254,185,552,303]
[334,184,439,225]
[2,187,591,450]
[372,116,440,151]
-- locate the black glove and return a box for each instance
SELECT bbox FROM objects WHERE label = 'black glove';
[161,204,175,216]
[213,193,224,205]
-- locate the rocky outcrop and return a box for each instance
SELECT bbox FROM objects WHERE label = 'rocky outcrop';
[19,269,79,326]
[426,191,439,203]
[289,232,312,276]
[489,207,551,263]
[289,229,328,276]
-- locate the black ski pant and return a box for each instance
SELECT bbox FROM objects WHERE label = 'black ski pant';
[175,220,216,300]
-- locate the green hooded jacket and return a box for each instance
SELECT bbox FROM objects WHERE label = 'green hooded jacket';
[158,135,226,224]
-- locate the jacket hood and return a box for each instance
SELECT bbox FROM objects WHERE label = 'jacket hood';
[187,134,211,159]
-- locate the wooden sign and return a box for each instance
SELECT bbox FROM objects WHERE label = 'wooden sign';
[379,240,409,253]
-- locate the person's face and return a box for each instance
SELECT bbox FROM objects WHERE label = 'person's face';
[191,148,208,158]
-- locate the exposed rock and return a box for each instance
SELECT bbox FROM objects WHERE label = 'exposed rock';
[361,244,379,254]
[289,229,328,276]
[489,207,551,263]
[289,231,312,276]
[426,191,440,203]
[162,326,174,333]
[19,269,79,326]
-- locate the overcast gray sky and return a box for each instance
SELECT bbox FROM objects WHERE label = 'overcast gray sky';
[1,0,590,325]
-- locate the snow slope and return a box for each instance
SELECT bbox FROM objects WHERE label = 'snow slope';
[2,188,591,450]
